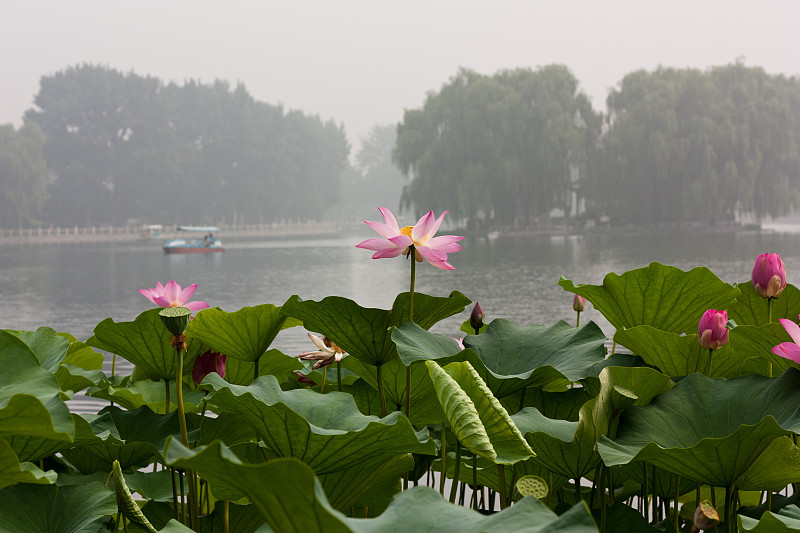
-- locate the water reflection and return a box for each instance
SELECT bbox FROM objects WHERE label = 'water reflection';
[1,229,799,358]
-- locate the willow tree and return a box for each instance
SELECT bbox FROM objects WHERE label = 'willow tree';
[596,63,800,225]
[394,66,600,228]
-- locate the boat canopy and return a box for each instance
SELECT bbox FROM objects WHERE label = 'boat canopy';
[176,226,219,232]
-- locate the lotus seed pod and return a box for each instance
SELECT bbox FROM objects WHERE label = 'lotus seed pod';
[159,306,191,335]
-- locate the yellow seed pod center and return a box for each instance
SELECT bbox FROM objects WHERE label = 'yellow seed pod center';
[400,226,414,237]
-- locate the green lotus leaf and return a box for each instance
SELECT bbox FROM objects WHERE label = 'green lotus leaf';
[559,262,740,334]
[506,386,592,421]
[426,361,534,465]
[318,453,413,513]
[91,308,204,381]
[281,291,470,367]
[186,304,302,363]
[89,377,206,414]
[342,355,445,425]
[0,481,115,533]
[7,411,105,463]
[739,505,800,532]
[614,326,749,378]
[55,340,106,393]
[201,374,435,474]
[393,320,606,398]
[61,406,193,474]
[166,439,598,533]
[0,331,74,442]
[514,366,673,479]
[123,469,176,502]
[597,369,800,488]
[728,323,798,377]
[0,437,56,491]
[4,327,69,371]
[144,500,265,533]
[729,282,800,327]
[222,349,303,386]
[197,412,258,448]
[596,501,677,533]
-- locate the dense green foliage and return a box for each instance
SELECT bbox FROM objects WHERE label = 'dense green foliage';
[396,63,800,227]
[23,64,350,226]
[394,66,600,227]
[0,122,49,228]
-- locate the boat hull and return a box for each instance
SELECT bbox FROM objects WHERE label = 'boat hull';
[163,246,224,254]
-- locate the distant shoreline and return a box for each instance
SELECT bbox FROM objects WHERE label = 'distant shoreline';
[0,221,340,246]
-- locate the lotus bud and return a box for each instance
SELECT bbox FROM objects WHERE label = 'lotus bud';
[470,302,484,331]
[698,309,729,350]
[159,306,191,336]
[572,295,586,312]
[752,253,786,299]
[693,500,720,530]
[192,350,227,386]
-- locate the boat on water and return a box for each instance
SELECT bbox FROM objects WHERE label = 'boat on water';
[163,226,225,254]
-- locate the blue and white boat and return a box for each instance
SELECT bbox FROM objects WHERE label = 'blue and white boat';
[163,226,225,254]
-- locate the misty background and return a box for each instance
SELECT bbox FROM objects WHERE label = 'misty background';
[1,0,799,229]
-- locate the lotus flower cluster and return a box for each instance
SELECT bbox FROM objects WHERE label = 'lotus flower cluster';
[752,252,786,299]
[698,309,729,350]
[355,208,464,270]
[139,281,209,313]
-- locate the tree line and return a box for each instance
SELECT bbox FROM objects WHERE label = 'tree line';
[395,62,800,228]
[1,64,349,228]
[1,62,798,229]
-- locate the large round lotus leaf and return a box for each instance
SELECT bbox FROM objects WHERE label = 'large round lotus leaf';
[728,323,799,377]
[200,373,435,474]
[166,439,598,533]
[728,282,800,327]
[186,304,301,363]
[89,377,206,415]
[425,361,534,465]
[0,331,74,442]
[281,291,470,367]
[614,326,749,378]
[598,369,800,489]
[0,438,56,491]
[739,505,800,532]
[0,481,115,533]
[222,348,303,386]
[340,355,446,425]
[559,262,740,334]
[90,308,204,381]
[4,327,69,372]
[393,320,606,398]
[514,366,674,479]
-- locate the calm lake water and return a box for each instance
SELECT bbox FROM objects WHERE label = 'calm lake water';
[2,226,800,361]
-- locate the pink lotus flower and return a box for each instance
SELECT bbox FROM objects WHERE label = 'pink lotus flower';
[773,318,800,364]
[192,350,227,386]
[752,253,787,299]
[355,207,465,270]
[139,281,209,313]
[572,295,586,313]
[698,309,729,350]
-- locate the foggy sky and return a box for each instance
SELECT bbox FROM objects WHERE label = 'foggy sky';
[2,0,798,152]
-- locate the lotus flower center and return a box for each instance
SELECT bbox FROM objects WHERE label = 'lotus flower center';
[400,226,414,237]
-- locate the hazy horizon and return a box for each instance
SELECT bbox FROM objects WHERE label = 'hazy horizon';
[2,0,798,152]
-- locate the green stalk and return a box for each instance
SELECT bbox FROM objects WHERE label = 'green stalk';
[224,501,229,533]
[406,247,416,419]
[725,484,732,533]
[171,467,179,521]
[599,468,607,532]
[705,348,714,377]
[471,454,478,509]
[174,342,199,530]
[674,475,681,531]
[337,361,342,392]
[574,477,581,503]
[768,297,774,324]
[320,366,327,394]
[377,364,387,417]
[439,428,446,496]
[449,441,462,503]
[576,310,581,327]
[498,465,508,509]
[642,463,648,521]
[652,466,659,524]
[253,358,259,383]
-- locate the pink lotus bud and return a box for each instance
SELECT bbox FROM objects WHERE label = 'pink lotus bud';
[192,350,227,386]
[698,309,729,350]
[693,500,720,530]
[572,295,586,313]
[752,253,786,299]
[470,302,484,331]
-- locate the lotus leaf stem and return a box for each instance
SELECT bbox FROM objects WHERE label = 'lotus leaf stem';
[498,465,508,509]
[439,427,446,496]
[337,361,342,391]
[449,440,462,503]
